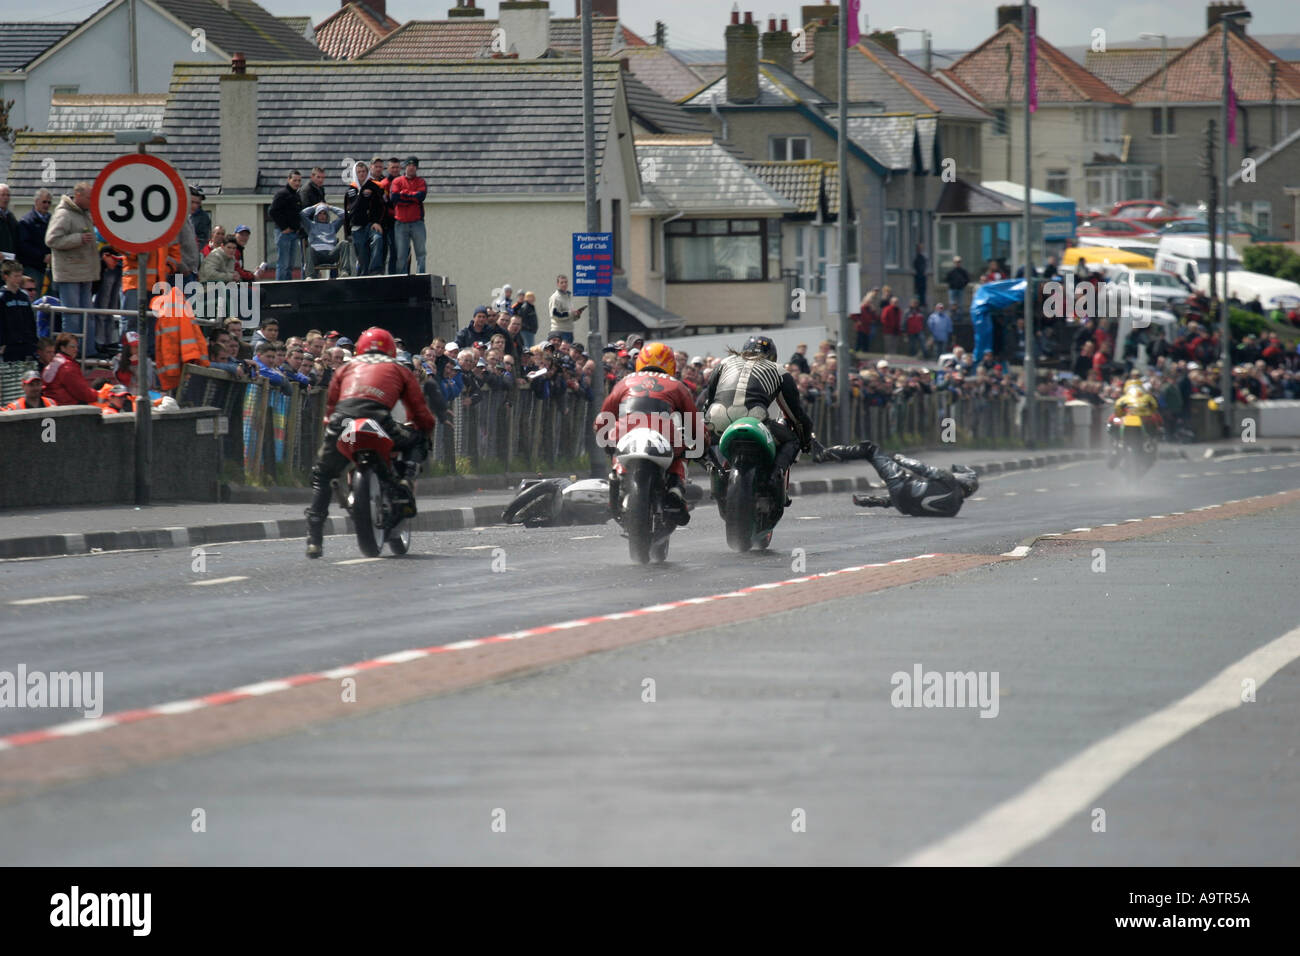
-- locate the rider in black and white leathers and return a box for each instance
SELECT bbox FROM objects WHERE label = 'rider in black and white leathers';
[701,340,814,498]
[815,440,978,517]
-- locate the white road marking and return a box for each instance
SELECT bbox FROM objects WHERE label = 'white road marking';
[335,557,382,564]
[9,595,87,605]
[898,622,1300,867]
[459,545,500,551]
[1003,491,1018,497]
[1177,474,1197,479]
[1067,482,1081,487]
[969,497,987,501]
[1250,467,1268,473]
[794,516,821,520]
[570,534,604,539]
[1202,471,1218,476]
[1001,545,1031,558]
[189,575,248,587]
[1034,488,1048,493]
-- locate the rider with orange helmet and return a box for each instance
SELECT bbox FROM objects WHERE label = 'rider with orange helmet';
[304,326,435,558]
[594,341,701,524]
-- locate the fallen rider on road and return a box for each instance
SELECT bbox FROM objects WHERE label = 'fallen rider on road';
[813,441,978,517]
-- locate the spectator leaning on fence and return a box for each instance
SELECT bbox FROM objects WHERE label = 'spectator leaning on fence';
[271,170,305,282]
[1,260,39,362]
[389,157,427,275]
[153,284,209,391]
[44,182,101,356]
[200,235,240,283]
[17,189,52,288]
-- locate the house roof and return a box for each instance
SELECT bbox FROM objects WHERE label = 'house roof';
[151,0,325,61]
[313,2,400,60]
[746,159,839,217]
[943,22,1129,107]
[634,136,795,216]
[834,114,940,172]
[361,14,631,61]
[795,32,991,120]
[936,178,1058,218]
[1127,23,1300,104]
[608,276,686,334]
[624,72,710,135]
[1084,48,1179,94]
[1229,125,1300,185]
[5,60,625,197]
[619,45,708,102]
[680,63,829,109]
[47,93,168,133]
[0,21,78,71]
[278,16,313,37]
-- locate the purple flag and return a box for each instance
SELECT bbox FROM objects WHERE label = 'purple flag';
[1227,59,1238,144]
[1027,5,1038,113]
[846,0,861,47]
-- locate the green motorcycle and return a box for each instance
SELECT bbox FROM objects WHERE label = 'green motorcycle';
[712,416,784,552]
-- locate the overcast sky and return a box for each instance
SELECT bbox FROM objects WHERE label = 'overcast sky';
[7,0,1298,53]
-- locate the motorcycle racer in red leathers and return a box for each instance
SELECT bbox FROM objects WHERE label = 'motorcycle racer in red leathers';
[305,327,434,558]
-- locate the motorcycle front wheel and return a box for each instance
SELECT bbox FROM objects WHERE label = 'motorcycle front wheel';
[623,461,657,565]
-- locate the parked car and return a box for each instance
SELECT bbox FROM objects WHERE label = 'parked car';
[1157,218,1255,241]
[1154,236,1242,287]
[1063,245,1156,271]
[1192,270,1300,311]
[1108,268,1193,313]
[1076,235,1161,261]
[1108,200,1191,228]
[1078,216,1161,238]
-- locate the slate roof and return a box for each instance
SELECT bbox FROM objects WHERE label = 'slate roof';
[795,33,992,120]
[633,136,795,216]
[313,2,399,60]
[1085,48,1178,94]
[5,60,624,197]
[624,73,709,135]
[745,159,839,217]
[47,94,168,133]
[943,23,1129,107]
[680,63,829,109]
[278,16,313,38]
[1127,23,1300,104]
[0,21,78,71]
[151,0,326,61]
[362,15,630,61]
[619,45,708,101]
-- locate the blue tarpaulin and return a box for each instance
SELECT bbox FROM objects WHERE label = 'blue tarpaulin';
[970,278,1027,325]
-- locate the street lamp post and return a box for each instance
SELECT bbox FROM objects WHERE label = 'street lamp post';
[1219,10,1250,435]
[1138,32,1168,202]
[890,26,932,73]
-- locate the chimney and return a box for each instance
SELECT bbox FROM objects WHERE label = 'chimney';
[448,0,485,18]
[867,29,898,53]
[353,0,386,18]
[762,14,794,73]
[997,4,1037,29]
[1207,2,1249,30]
[800,3,837,28]
[220,57,258,192]
[574,0,618,15]
[725,7,761,104]
[499,1,550,58]
[812,15,839,99]
[654,20,666,46]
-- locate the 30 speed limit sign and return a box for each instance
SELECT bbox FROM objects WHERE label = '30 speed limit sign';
[91,154,187,253]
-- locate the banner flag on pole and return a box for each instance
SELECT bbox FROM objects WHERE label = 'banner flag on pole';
[1026,5,1038,113]
[1227,59,1238,144]
[846,0,861,47]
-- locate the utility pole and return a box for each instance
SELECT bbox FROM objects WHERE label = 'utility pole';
[581,0,602,342]
[1219,10,1250,435]
[837,7,851,442]
[1022,0,1035,447]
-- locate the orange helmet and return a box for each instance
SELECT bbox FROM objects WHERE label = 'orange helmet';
[635,342,676,378]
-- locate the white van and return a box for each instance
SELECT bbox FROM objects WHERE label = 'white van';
[1154,236,1242,286]
[1192,270,1300,310]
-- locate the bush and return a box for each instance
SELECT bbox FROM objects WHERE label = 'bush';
[1229,307,1270,339]
[1242,244,1300,283]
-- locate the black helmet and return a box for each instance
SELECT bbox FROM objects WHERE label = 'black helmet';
[952,465,979,498]
[742,335,777,361]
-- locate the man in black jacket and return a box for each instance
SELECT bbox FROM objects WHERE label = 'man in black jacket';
[270,170,304,281]
[945,256,970,319]
[17,189,52,287]
[344,162,385,276]
[299,166,327,209]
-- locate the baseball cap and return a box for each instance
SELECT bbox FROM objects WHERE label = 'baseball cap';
[473,306,488,317]
[473,341,488,350]
[876,359,889,369]
[476,358,487,368]
[325,330,341,339]
[404,156,419,168]
[189,186,206,199]
[445,343,460,353]
[1187,362,1200,370]
[108,384,130,397]
[690,356,703,365]
[20,370,40,383]
[234,224,251,235]
[336,336,353,347]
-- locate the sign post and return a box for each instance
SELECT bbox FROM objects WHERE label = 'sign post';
[91,151,187,506]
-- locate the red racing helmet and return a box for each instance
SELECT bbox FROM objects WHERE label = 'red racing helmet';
[356,327,397,357]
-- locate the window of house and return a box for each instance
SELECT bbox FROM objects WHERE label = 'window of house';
[770,136,811,161]
[992,108,1007,136]
[884,210,900,269]
[794,225,828,294]
[51,85,79,96]
[1046,169,1069,196]
[767,220,782,278]
[666,219,768,282]
[1151,108,1175,135]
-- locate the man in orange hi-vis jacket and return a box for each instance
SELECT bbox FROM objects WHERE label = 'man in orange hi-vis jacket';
[152,284,208,391]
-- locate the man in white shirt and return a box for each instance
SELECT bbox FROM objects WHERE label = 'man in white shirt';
[546,274,585,344]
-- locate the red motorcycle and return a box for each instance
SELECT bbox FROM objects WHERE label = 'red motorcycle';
[335,416,415,557]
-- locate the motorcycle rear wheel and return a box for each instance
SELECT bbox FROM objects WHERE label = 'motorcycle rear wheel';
[352,465,385,558]
[725,464,756,553]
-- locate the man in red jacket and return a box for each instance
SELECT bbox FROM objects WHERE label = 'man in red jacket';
[880,295,903,354]
[304,326,435,558]
[41,332,98,405]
